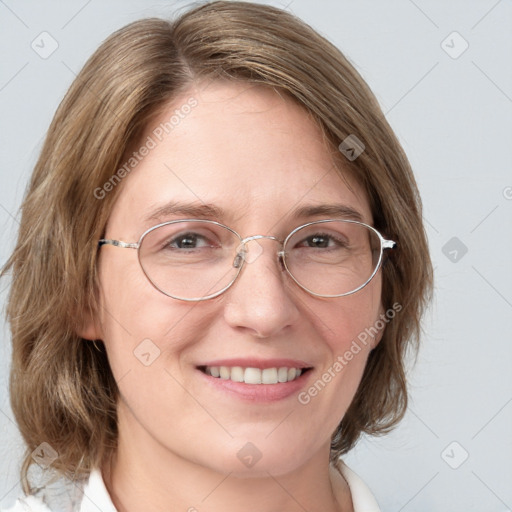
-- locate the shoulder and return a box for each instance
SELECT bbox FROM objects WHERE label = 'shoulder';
[1,495,52,512]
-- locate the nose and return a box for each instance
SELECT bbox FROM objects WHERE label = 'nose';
[223,238,300,339]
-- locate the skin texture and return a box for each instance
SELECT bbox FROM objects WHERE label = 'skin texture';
[83,80,385,512]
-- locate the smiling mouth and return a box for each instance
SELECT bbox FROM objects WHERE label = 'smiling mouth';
[198,366,312,384]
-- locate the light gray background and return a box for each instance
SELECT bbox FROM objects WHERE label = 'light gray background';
[1,1,511,510]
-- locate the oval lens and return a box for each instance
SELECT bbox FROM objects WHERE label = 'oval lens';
[138,220,241,300]
[283,220,381,296]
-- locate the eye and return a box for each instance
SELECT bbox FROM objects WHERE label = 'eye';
[303,234,331,249]
[165,231,218,250]
[296,232,348,249]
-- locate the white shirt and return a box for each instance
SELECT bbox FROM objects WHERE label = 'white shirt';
[2,460,380,512]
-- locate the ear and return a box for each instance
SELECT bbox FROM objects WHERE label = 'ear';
[75,307,103,341]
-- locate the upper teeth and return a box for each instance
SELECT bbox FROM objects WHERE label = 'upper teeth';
[205,366,303,384]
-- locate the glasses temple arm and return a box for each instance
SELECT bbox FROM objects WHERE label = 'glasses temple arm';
[98,239,139,249]
[382,239,396,250]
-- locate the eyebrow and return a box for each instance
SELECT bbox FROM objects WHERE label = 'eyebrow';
[143,201,225,224]
[143,201,364,225]
[291,204,364,222]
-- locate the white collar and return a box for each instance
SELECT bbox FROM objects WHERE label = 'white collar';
[79,469,117,512]
[335,459,381,512]
[79,460,380,512]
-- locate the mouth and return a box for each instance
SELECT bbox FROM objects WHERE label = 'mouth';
[198,365,312,384]
[195,358,314,401]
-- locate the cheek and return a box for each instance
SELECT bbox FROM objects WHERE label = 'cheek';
[96,252,223,388]
[298,279,383,423]
[315,276,383,353]
[97,253,190,375]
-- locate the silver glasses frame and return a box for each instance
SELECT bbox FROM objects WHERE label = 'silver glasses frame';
[98,218,396,301]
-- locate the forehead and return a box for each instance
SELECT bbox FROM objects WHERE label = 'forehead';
[107,80,371,235]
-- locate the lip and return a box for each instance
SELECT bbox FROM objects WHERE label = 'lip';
[197,358,312,370]
[195,358,314,402]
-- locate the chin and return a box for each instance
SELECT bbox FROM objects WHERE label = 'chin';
[191,432,319,478]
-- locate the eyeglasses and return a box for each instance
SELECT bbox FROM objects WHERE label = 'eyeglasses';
[98,219,396,301]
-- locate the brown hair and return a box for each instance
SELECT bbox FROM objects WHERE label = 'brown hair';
[2,0,433,493]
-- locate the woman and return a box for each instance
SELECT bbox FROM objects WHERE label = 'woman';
[1,1,432,511]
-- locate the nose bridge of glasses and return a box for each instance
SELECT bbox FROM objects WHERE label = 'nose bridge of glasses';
[233,234,283,269]
[240,234,281,245]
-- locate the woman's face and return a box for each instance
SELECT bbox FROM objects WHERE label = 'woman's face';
[92,80,384,477]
